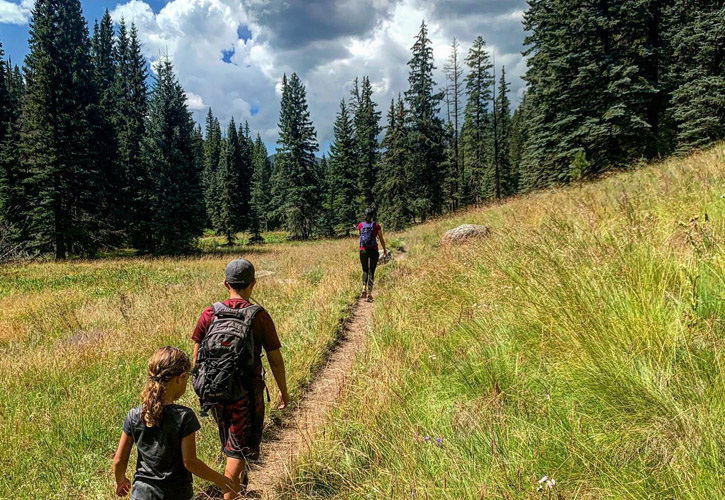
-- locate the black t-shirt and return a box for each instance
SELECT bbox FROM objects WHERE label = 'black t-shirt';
[123,404,201,500]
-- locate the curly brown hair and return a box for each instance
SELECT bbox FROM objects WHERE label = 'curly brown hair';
[140,346,191,427]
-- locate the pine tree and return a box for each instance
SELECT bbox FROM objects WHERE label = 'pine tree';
[405,21,446,220]
[444,38,464,208]
[113,21,148,248]
[376,96,411,229]
[203,108,223,232]
[318,154,337,237]
[329,99,358,234]
[521,0,671,190]
[92,11,116,114]
[91,9,122,242]
[139,57,203,253]
[192,124,205,210]
[669,0,725,151]
[0,48,26,245]
[613,0,672,158]
[249,134,271,240]
[441,121,458,210]
[274,73,320,239]
[495,66,514,195]
[237,120,254,229]
[216,118,245,245]
[353,76,381,209]
[20,0,103,258]
[462,36,494,202]
[0,42,7,143]
[509,92,530,193]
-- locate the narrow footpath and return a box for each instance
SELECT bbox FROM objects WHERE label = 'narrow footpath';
[246,297,374,499]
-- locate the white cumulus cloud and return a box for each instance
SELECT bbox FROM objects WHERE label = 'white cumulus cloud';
[185,91,205,111]
[0,0,34,25]
[109,0,528,150]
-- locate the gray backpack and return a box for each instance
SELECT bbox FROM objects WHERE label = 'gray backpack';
[192,302,262,415]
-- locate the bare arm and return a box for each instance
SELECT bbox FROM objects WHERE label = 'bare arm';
[378,227,387,254]
[113,432,133,496]
[267,348,290,409]
[193,342,199,364]
[181,432,238,494]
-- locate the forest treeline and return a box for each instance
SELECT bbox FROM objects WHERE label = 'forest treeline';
[0,0,723,258]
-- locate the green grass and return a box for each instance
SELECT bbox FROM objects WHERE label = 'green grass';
[282,144,725,499]
[0,237,363,499]
[3,145,724,499]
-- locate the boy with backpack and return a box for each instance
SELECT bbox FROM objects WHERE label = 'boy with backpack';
[358,208,388,302]
[191,259,290,498]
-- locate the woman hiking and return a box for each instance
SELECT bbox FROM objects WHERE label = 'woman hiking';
[357,208,388,302]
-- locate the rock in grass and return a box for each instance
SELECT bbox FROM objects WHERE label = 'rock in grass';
[441,224,491,245]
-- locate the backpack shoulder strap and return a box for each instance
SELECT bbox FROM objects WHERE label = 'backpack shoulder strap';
[211,302,228,315]
[240,304,264,322]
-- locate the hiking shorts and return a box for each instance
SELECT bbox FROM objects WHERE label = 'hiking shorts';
[210,380,265,461]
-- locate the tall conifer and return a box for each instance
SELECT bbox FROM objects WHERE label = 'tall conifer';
[203,108,223,231]
[20,0,102,258]
[376,96,411,229]
[237,120,254,228]
[0,48,26,244]
[444,38,463,207]
[495,66,514,195]
[405,21,445,219]
[216,119,245,244]
[114,21,148,247]
[463,36,494,202]
[249,134,271,240]
[353,76,381,210]
[274,73,320,238]
[91,9,122,242]
[670,0,725,151]
[139,58,203,253]
[329,99,357,234]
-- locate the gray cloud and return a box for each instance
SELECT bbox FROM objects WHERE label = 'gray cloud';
[243,0,400,49]
[111,0,530,151]
[414,0,523,18]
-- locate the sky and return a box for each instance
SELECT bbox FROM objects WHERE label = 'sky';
[0,0,529,154]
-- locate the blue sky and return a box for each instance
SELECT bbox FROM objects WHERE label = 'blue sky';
[0,0,529,154]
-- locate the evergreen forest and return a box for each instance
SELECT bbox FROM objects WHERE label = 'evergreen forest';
[0,0,723,259]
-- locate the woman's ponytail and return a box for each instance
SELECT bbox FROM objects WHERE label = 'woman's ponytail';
[140,346,191,427]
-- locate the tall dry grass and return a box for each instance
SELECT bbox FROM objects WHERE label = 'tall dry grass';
[283,144,725,499]
[0,238,361,499]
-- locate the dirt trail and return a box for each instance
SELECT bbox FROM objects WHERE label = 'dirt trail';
[246,297,374,499]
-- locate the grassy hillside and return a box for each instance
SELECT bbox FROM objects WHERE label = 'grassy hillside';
[0,239,362,499]
[2,144,723,499]
[283,144,725,499]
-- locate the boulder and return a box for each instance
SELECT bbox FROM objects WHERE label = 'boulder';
[441,224,491,245]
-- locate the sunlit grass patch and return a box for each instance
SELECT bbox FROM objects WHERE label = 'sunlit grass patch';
[283,144,725,499]
[0,236,365,498]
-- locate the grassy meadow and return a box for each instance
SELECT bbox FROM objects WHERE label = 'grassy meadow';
[282,144,725,499]
[2,143,724,499]
[0,237,363,499]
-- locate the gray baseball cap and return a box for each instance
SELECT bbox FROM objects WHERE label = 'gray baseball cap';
[225,259,255,287]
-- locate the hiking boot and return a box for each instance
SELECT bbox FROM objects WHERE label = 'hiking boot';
[366,294,373,303]
[361,289,367,299]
